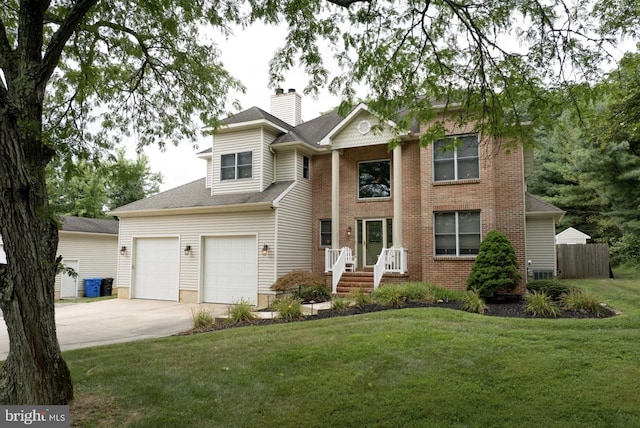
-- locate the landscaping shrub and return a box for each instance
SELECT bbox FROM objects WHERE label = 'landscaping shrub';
[527,279,571,300]
[561,287,606,315]
[272,296,304,320]
[294,284,331,302]
[610,233,640,267]
[461,290,487,314]
[401,282,438,303]
[191,306,215,330]
[371,284,406,308]
[227,299,257,324]
[467,230,522,299]
[523,291,561,318]
[270,270,326,292]
[350,287,372,307]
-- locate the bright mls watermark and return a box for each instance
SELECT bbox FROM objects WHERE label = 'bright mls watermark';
[1,406,69,427]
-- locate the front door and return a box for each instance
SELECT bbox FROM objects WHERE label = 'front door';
[357,219,393,267]
[364,220,384,266]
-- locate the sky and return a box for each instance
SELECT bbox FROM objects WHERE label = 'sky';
[135,23,343,191]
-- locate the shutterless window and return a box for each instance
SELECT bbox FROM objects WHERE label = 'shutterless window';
[303,156,310,179]
[358,160,391,199]
[220,151,252,180]
[433,135,479,181]
[434,211,481,255]
[320,220,332,246]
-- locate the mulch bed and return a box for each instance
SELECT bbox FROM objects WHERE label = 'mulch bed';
[177,298,617,336]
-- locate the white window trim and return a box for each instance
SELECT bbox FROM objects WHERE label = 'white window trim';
[434,211,481,256]
[433,134,480,182]
[220,151,253,181]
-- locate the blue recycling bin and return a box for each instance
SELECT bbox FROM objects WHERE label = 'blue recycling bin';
[84,278,102,298]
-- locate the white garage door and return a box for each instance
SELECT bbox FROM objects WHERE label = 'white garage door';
[203,236,257,304]
[133,237,179,301]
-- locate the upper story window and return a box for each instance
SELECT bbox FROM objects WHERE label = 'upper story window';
[221,151,252,180]
[358,160,391,199]
[434,211,481,256]
[433,134,479,181]
[303,156,310,179]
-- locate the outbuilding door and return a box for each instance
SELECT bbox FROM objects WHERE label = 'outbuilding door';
[60,259,79,298]
[202,236,257,305]
[133,237,179,301]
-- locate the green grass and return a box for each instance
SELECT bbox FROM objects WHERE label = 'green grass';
[67,268,640,427]
[56,295,117,304]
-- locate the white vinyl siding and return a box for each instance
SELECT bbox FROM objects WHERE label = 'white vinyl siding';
[212,129,262,195]
[116,210,276,299]
[526,217,558,275]
[262,129,278,188]
[205,158,213,189]
[54,233,118,297]
[275,149,297,181]
[331,112,396,149]
[275,180,313,276]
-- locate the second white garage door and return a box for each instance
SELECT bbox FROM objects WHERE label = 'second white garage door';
[203,236,257,305]
[133,237,179,301]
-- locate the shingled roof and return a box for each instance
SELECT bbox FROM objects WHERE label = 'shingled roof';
[525,193,565,216]
[272,111,344,147]
[60,216,119,235]
[109,179,294,215]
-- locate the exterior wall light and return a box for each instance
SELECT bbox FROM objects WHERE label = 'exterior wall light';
[347,226,352,237]
[120,246,127,255]
[262,244,269,256]
[184,245,192,256]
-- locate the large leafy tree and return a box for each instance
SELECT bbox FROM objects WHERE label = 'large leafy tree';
[47,150,162,218]
[0,0,633,405]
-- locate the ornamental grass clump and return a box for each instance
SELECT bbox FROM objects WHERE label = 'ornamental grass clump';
[331,297,351,311]
[350,287,372,307]
[191,306,216,330]
[524,291,561,318]
[272,296,304,320]
[562,287,606,315]
[371,284,405,308]
[227,299,257,324]
[461,290,487,314]
[467,230,522,299]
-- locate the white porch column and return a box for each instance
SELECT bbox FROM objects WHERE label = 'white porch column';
[393,144,403,247]
[331,149,340,249]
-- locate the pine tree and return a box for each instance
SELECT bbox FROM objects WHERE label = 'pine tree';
[467,230,522,298]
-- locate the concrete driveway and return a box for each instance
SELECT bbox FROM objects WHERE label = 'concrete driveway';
[0,299,227,360]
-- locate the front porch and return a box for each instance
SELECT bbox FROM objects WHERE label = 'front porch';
[325,247,409,294]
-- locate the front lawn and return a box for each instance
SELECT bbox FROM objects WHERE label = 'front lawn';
[68,267,640,427]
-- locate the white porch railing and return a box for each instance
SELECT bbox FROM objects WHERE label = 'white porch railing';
[374,247,408,289]
[325,248,347,294]
[327,247,408,292]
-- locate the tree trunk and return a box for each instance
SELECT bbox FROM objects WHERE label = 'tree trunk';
[0,105,73,404]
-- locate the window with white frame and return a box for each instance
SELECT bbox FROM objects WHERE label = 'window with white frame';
[221,151,252,180]
[320,220,332,246]
[358,160,391,199]
[433,134,479,181]
[434,211,481,255]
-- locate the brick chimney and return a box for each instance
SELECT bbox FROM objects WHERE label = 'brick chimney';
[270,88,302,126]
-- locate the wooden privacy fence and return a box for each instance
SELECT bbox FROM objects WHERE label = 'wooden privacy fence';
[557,244,610,279]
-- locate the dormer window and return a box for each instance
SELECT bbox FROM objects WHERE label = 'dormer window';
[221,151,252,180]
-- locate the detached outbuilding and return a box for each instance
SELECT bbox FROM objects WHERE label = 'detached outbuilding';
[555,227,591,245]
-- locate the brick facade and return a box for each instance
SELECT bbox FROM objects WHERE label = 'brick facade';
[311,129,527,293]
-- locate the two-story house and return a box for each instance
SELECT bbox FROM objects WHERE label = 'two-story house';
[109,89,563,306]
